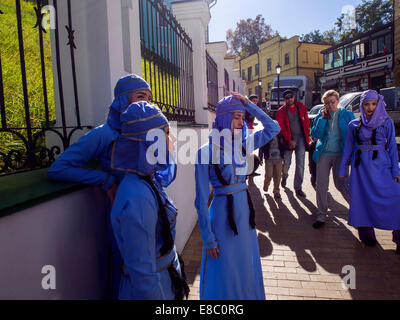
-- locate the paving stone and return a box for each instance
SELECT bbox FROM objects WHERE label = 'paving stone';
[181,156,400,300]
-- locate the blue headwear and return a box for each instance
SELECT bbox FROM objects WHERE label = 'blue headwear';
[107,74,152,130]
[111,101,176,182]
[211,96,248,147]
[360,90,389,139]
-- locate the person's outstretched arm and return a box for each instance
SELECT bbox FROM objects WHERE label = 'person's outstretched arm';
[47,126,118,191]
[231,92,281,152]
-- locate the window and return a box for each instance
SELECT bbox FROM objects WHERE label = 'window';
[267,58,272,71]
[224,69,229,91]
[303,51,309,63]
[247,67,252,81]
[377,37,385,53]
[248,88,253,96]
[324,49,343,70]
[285,53,290,65]
[233,80,236,92]
[268,82,272,92]
[242,70,246,80]
[255,63,259,76]
[384,34,392,53]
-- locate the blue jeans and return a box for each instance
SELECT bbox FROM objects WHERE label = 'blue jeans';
[282,135,306,191]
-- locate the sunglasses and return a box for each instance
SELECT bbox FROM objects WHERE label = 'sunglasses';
[284,95,294,99]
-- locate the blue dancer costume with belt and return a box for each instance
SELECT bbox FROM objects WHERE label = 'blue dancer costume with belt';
[195,96,281,300]
[47,74,176,299]
[339,90,400,245]
[110,101,188,300]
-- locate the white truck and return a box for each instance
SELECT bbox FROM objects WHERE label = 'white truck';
[269,75,313,113]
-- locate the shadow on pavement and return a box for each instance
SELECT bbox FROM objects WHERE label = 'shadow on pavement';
[248,175,400,300]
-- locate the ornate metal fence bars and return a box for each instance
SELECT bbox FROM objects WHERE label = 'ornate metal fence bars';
[206,51,218,111]
[0,0,89,176]
[0,0,195,176]
[139,0,195,122]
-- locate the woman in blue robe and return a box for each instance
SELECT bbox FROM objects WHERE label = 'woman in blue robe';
[339,90,400,253]
[47,74,176,298]
[110,101,188,300]
[195,92,281,300]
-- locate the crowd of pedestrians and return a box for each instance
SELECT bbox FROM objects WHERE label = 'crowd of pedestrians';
[46,73,400,300]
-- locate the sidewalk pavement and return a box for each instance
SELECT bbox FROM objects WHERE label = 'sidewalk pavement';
[181,156,400,300]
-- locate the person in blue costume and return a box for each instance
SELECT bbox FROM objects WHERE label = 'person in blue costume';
[338,90,400,253]
[194,92,281,300]
[47,74,176,299]
[110,101,189,300]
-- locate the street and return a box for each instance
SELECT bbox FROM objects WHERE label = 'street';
[182,155,400,300]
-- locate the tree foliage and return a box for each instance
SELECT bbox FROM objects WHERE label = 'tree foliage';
[226,15,277,58]
[300,29,339,45]
[301,0,393,45]
[336,0,393,41]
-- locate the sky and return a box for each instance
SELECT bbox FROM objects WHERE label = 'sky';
[208,0,363,43]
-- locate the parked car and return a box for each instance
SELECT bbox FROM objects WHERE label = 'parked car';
[308,104,323,127]
[308,92,362,127]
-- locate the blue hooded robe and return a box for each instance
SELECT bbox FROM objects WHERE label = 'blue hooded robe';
[110,101,187,300]
[47,74,175,298]
[194,96,281,300]
[339,91,400,231]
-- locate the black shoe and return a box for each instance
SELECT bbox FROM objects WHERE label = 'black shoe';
[295,189,306,198]
[312,221,325,229]
[281,178,287,188]
[274,193,282,200]
[362,239,377,247]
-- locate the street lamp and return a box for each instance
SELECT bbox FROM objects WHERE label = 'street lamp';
[276,64,281,108]
[258,79,262,102]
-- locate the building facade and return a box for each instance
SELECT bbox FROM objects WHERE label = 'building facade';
[320,23,394,94]
[238,36,330,103]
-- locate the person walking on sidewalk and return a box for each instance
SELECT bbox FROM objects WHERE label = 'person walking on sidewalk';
[276,90,310,197]
[311,90,354,229]
[259,123,285,199]
[194,92,280,300]
[338,90,400,253]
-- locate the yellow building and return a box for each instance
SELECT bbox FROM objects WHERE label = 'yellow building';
[394,0,400,86]
[238,36,330,103]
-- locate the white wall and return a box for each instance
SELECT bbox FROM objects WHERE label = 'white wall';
[166,125,209,252]
[172,0,211,125]
[0,188,109,299]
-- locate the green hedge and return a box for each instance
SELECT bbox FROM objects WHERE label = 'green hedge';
[0,0,55,154]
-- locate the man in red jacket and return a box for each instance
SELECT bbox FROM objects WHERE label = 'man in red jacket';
[275,90,310,197]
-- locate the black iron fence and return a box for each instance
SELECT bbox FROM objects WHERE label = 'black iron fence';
[0,0,90,176]
[206,51,218,111]
[139,0,195,122]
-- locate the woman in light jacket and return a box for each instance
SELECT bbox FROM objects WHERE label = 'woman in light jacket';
[311,90,355,229]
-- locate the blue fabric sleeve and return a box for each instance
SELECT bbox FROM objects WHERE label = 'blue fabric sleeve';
[118,196,166,300]
[385,119,400,178]
[245,101,281,151]
[194,148,217,250]
[47,127,115,190]
[339,123,355,177]
[311,113,328,140]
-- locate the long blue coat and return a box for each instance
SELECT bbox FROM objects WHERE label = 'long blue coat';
[195,102,280,300]
[110,174,182,299]
[339,118,400,229]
